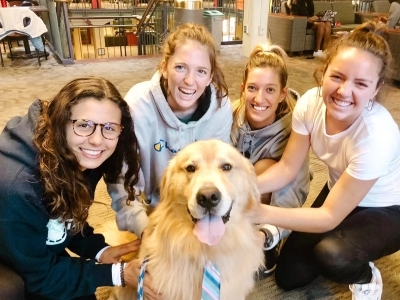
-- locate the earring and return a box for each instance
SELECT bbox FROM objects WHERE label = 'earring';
[318,86,322,97]
[366,99,374,111]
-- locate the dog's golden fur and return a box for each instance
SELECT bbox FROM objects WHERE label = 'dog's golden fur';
[110,139,264,300]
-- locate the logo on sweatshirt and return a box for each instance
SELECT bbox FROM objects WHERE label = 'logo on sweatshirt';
[46,218,73,245]
[154,139,180,154]
[46,218,66,245]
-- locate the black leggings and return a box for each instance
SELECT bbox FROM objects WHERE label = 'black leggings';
[275,183,400,290]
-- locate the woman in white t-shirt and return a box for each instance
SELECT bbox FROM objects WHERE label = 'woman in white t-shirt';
[249,22,400,299]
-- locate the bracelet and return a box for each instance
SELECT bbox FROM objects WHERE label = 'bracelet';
[259,228,272,250]
[259,226,281,250]
[120,261,126,287]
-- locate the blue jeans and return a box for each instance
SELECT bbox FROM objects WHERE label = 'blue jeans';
[275,183,400,290]
[30,36,44,51]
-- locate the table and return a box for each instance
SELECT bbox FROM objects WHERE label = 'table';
[0,6,48,56]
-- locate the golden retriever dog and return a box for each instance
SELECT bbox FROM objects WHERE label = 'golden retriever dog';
[109,139,264,300]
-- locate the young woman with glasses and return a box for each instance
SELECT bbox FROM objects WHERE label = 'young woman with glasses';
[0,77,142,299]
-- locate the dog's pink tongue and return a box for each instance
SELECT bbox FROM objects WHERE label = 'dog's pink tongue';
[193,214,225,246]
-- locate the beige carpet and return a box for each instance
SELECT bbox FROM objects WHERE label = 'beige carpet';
[1,45,400,299]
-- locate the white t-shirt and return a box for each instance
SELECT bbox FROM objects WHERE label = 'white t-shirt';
[293,87,400,207]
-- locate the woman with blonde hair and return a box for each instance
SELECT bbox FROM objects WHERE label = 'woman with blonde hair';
[108,23,232,298]
[109,22,232,238]
[232,43,310,278]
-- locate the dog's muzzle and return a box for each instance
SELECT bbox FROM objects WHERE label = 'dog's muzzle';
[188,185,233,224]
[196,186,221,210]
[188,203,232,224]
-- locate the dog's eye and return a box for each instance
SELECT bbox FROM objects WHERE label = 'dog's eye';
[186,165,196,173]
[221,164,232,171]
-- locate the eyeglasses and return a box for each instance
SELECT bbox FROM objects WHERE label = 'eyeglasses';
[70,119,123,140]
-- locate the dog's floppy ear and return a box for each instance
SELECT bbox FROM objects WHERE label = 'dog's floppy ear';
[243,157,261,208]
[159,158,175,203]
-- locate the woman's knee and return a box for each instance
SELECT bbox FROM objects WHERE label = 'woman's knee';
[313,22,322,30]
[324,24,331,33]
[275,249,319,290]
[313,237,355,282]
[275,261,316,290]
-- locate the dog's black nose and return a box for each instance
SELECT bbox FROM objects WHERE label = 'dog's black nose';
[196,186,221,210]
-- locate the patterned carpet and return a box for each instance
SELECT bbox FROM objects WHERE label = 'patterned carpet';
[1,45,400,299]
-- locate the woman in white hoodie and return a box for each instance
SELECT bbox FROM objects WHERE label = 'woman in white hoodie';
[107,23,233,299]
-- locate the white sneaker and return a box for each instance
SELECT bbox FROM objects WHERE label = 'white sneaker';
[46,218,67,245]
[349,262,383,300]
[313,50,326,59]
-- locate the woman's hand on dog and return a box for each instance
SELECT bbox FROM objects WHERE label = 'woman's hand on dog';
[99,239,141,264]
[125,259,163,300]
[246,201,269,224]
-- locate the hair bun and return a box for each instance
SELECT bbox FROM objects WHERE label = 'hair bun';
[351,21,388,40]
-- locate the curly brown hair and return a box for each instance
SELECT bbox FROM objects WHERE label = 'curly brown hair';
[34,77,140,233]
[159,22,228,106]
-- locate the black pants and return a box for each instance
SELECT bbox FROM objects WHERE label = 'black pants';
[26,294,96,300]
[275,183,400,290]
[72,295,97,300]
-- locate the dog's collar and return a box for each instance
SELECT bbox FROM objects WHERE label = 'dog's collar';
[137,257,149,300]
[202,261,221,299]
[137,258,221,299]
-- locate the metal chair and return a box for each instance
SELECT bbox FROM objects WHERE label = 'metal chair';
[0,45,4,67]
[5,33,48,66]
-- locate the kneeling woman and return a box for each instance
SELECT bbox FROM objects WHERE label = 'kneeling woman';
[250,22,400,299]
[0,77,141,299]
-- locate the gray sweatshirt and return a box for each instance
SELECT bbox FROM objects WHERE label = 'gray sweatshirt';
[235,107,310,240]
[108,72,233,237]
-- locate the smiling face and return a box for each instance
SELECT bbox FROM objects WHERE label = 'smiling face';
[322,47,381,127]
[243,67,287,130]
[162,40,213,118]
[66,98,121,171]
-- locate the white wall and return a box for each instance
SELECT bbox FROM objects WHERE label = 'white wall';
[242,0,269,57]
